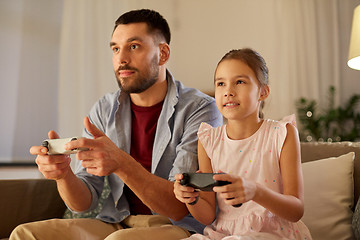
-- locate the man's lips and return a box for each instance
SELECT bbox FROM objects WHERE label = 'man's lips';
[118,70,135,77]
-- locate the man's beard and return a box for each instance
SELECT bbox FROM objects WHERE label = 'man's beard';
[115,54,159,94]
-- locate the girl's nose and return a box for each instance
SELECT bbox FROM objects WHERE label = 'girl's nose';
[224,88,234,97]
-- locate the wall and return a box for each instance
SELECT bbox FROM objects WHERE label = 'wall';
[0,0,63,162]
[166,0,360,113]
[0,0,359,164]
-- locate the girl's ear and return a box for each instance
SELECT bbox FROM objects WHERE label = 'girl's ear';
[259,85,270,101]
[159,43,170,66]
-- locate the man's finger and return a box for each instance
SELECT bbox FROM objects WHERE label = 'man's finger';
[48,130,60,140]
[30,146,48,155]
[84,116,105,138]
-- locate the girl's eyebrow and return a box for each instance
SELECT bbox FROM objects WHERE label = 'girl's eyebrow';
[214,75,250,82]
[214,77,225,83]
[234,74,250,80]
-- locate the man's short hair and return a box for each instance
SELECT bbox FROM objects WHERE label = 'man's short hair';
[114,9,171,44]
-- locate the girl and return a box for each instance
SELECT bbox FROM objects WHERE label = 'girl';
[174,48,312,239]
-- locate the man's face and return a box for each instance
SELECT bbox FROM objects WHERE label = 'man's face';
[110,23,160,93]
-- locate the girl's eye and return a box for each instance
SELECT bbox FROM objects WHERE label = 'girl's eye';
[236,80,244,84]
[216,82,224,87]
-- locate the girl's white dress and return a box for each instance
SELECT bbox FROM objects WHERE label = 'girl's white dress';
[184,116,312,240]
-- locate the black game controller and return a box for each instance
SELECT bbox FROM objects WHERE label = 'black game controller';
[180,173,242,207]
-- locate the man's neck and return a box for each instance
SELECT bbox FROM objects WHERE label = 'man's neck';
[129,70,168,107]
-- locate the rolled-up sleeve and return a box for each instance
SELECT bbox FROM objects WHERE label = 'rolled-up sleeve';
[168,92,222,181]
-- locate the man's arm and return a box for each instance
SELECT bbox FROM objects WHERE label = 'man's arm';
[56,171,93,212]
[69,96,222,220]
[30,131,92,212]
[115,155,189,221]
[68,117,189,221]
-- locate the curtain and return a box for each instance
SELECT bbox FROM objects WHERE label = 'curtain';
[58,0,359,136]
[58,0,121,137]
[267,0,358,119]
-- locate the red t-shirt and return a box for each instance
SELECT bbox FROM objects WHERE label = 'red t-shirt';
[124,100,163,215]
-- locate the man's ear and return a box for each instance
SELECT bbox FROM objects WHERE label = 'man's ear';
[159,43,170,65]
[259,85,270,101]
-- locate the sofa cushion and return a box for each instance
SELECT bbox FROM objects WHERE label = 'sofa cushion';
[302,152,355,240]
[301,141,360,206]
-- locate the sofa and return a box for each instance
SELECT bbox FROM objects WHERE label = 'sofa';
[1,141,359,240]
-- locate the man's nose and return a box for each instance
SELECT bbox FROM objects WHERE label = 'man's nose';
[116,50,129,65]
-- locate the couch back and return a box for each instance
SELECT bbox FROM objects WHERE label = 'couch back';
[0,179,66,238]
[301,141,360,207]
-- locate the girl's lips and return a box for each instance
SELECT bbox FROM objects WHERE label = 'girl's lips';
[223,102,239,107]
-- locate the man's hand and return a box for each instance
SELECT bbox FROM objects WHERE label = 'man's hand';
[30,131,72,180]
[65,117,125,176]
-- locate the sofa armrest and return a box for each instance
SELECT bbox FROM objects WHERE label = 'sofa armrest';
[0,179,66,238]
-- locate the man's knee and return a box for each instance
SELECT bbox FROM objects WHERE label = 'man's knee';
[105,225,191,240]
[10,220,68,240]
[10,222,37,240]
[9,218,119,240]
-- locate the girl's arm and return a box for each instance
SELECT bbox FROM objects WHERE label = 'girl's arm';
[173,140,216,225]
[253,123,304,222]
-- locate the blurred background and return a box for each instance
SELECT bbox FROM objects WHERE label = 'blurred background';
[1,0,359,164]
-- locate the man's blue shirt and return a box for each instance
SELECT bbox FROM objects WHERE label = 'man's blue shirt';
[74,70,222,233]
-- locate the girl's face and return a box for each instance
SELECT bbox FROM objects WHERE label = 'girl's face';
[214,59,267,121]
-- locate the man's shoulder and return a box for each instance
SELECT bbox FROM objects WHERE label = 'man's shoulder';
[96,91,120,105]
[174,80,214,106]
[90,90,121,115]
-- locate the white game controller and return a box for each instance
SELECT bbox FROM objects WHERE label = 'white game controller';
[42,137,89,155]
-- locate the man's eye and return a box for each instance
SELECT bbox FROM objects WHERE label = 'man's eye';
[112,47,119,53]
[130,44,138,50]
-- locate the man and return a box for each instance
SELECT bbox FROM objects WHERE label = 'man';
[11,9,222,240]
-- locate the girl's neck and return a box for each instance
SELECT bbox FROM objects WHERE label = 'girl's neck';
[226,116,264,140]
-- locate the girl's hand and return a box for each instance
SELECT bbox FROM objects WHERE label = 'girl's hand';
[213,173,257,206]
[174,173,200,205]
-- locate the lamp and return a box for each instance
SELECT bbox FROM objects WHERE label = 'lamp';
[348,5,360,70]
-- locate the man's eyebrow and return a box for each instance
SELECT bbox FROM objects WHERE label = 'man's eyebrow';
[127,37,143,42]
[109,37,144,47]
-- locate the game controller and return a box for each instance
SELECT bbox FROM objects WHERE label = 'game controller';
[42,137,89,155]
[180,173,242,207]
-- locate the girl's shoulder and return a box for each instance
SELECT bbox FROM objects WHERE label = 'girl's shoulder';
[198,122,213,133]
[197,122,225,145]
[264,114,297,129]
[261,114,297,146]
[197,122,224,135]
